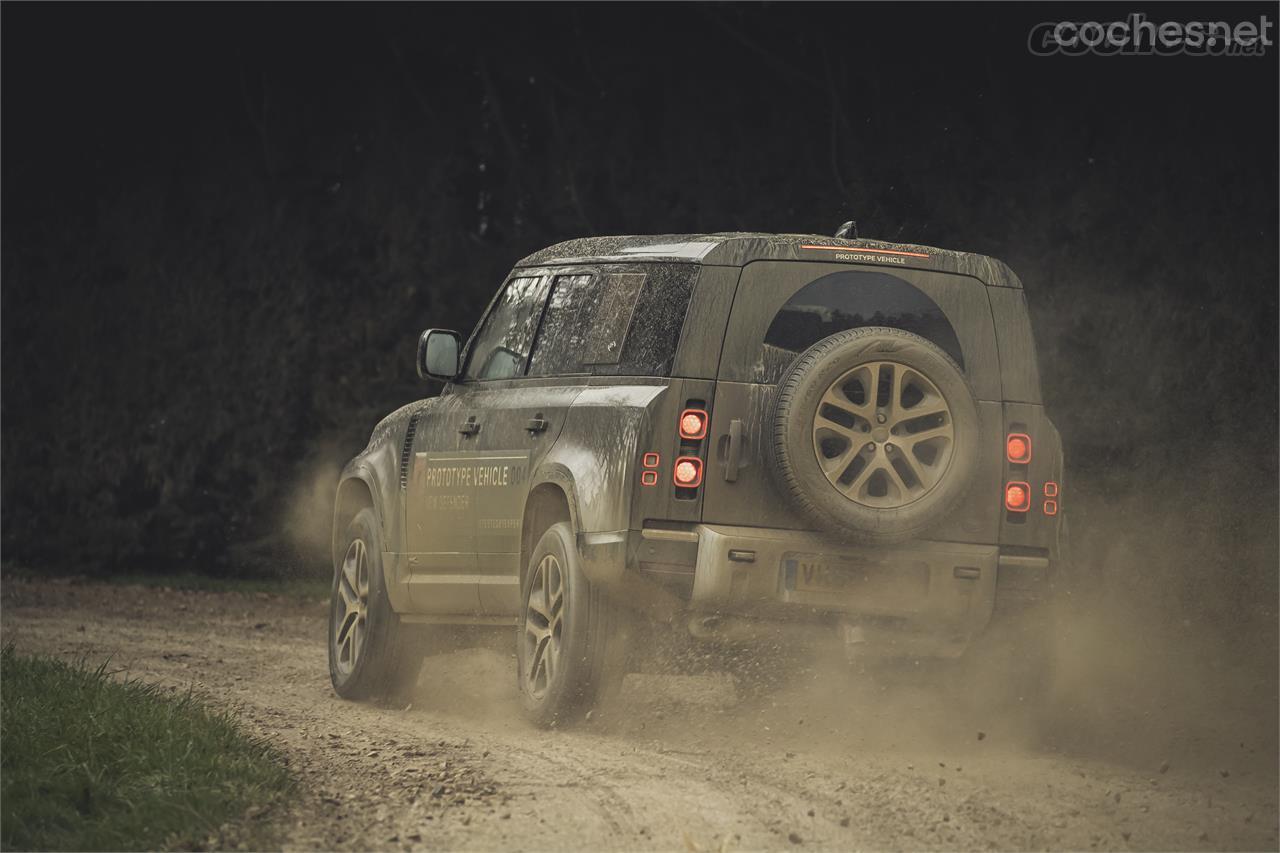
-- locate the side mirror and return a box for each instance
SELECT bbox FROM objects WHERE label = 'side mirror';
[417,328,462,382]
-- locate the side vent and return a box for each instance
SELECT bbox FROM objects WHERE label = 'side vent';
[399,411,421,490]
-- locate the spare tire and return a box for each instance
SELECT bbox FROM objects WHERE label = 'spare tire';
[771,327,981,545]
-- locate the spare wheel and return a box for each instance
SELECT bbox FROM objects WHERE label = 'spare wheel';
[770,326,981,545]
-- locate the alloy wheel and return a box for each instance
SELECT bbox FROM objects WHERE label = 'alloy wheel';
[811,360,955,508]
[521,553,565,700]
[333,537,371,676]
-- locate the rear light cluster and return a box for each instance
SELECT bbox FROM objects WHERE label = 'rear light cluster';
[674,406,708,493]
[642,404,709,496]
[1004,429,1060,516]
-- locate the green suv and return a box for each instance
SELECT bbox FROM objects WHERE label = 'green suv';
[327,232,1066,725]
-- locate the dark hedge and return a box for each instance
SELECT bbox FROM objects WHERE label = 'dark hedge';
[2,6,1275,630]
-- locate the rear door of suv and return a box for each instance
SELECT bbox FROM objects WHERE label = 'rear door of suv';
[703,261,1006,545]
[465,270,600,614]
[467,265,691,614]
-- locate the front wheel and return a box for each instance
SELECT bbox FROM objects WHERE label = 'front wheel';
[328,506,423,701]
[516,522,625,726]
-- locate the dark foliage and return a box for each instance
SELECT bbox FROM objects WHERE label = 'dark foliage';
[2,5,1276,625]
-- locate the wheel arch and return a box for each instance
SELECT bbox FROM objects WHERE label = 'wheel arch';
[520,480,576,588]
[332,472,379,570]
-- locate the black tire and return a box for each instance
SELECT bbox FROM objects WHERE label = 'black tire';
[516,522,625,727]
[772,327,982,545]
[328,507,423,702]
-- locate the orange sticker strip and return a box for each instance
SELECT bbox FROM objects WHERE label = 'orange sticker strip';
[800,245,930,258]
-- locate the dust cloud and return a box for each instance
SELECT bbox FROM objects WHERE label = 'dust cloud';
[281,444,346,570]
[390,479,1277,795]
[288,434,1277,795]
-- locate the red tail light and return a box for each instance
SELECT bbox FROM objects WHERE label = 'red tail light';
[1044,499,1059,516]
[1006,433,1032,464]
[642,452,660,468]
[1005,481,1031,512]
[673,456,703,487]
[641,471,658,486]
[1044,481,1058,497]
[679,409,708,440]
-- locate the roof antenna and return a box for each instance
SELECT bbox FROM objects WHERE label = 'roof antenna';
[834,220,858,239]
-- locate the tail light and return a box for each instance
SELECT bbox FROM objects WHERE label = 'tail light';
[1044,481,1060,515]
[1005,481,1031,512]
[673,457,703,487]
[1006,433,1032,464]
[640,452,660,486]
[679,408,708,440]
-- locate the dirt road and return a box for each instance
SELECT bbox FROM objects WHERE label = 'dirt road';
[3,578,1276,852]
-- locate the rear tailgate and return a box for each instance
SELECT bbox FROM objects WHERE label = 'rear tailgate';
[701,260,1005,545]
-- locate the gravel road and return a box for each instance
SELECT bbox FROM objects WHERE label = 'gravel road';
[3,578,1276,852]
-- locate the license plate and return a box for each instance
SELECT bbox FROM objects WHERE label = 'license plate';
[785,553,928,599]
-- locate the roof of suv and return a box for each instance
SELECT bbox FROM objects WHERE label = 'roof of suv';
[515,232,1024,289]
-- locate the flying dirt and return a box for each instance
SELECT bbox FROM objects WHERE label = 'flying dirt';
[2,577,1275,851]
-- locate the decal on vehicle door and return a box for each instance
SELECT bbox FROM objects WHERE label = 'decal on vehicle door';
[413,452,529,513]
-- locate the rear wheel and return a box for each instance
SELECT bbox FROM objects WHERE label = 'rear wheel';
[516,522,625,726]
[328,507,423,701]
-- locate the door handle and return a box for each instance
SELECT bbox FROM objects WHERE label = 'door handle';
[525,415,549,434]
[458,417,481,437]
[723,418,744,482]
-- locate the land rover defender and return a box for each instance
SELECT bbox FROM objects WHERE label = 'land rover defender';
[327,232,1066,725]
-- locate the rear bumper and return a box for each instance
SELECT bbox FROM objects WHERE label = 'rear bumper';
[594,523,1053,651]
[579,522,1051,642]
[689,523,998,634]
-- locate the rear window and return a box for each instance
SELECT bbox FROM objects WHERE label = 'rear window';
[717,262,1003,401]
[761,272,964,383]
[527,264,697,377]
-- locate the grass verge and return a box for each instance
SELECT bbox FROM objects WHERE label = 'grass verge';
[0,646,291,851]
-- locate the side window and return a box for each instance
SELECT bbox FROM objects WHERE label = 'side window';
[526,265,696,378]
[584,273,644,364]
[462,276,551,381]
[614,265,694,376]
[526,274,595,376]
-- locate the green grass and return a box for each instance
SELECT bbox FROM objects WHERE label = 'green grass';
[0,646,291,851]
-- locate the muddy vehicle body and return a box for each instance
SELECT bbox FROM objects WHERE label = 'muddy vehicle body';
[328,232,1066,723]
